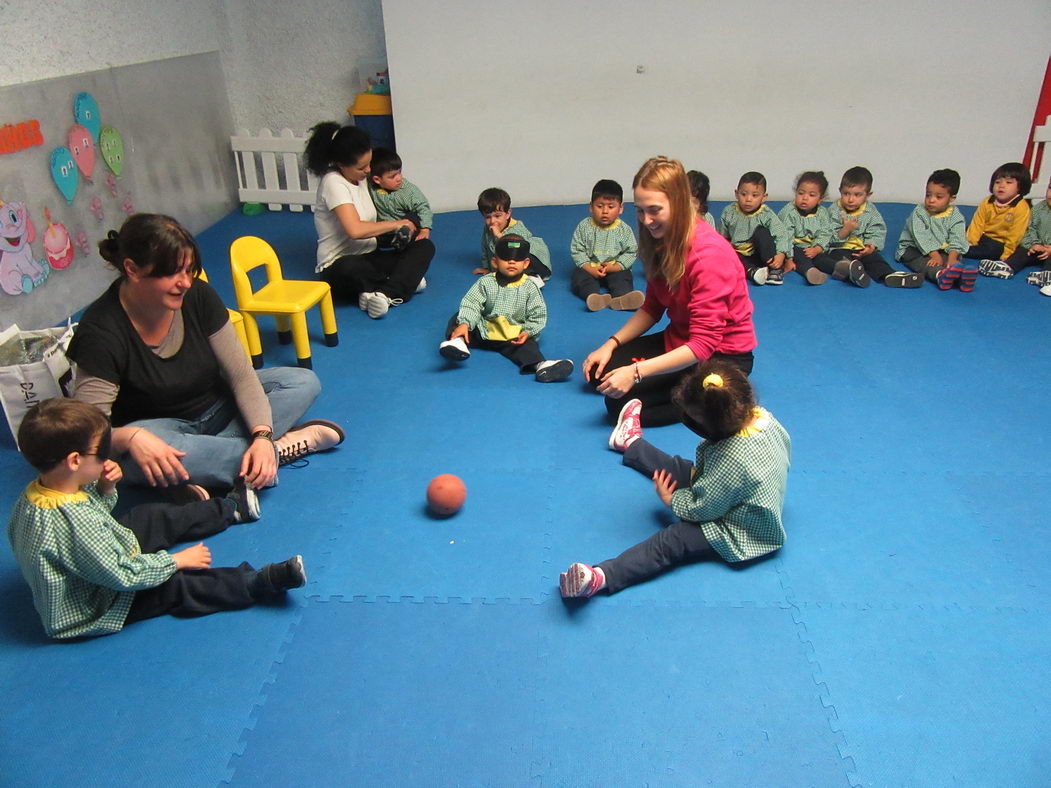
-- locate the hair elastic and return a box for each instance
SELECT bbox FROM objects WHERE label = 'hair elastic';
[107,230,119,241]
[331,127,340,141]
[702,373,724,389]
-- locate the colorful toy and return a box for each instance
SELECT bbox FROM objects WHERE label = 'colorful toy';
[99,126,124,176]
[49,146,79,204]
[426,474,466,516]
[0,200,49,295]
[41,208,74,270]
[67,124,96,181]
[73,92,101,142]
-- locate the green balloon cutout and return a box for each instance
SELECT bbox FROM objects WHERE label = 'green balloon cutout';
[99,125,124,176]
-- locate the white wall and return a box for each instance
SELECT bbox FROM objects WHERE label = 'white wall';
[383,0,1051,209]
[2,0,388,133]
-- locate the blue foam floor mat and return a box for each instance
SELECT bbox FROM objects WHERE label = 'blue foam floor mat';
[1,200,1049,786]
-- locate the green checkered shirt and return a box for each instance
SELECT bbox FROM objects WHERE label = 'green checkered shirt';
[456,273,547,341]
[718,204,794,256]
[480,219,552,278]
[670,409,791,562]
[895,205,968,259]
[777,204,835,250]
[827,200,887,251]
[371,179,433,229]
[1022,200,1051,249]
[7,480,176,639]
[569,217,638,269]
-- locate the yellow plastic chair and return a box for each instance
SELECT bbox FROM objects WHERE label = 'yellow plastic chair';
[228,236,339,369]
[195,268,252,359]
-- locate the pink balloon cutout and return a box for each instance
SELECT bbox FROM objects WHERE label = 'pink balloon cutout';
[68,124,96,181]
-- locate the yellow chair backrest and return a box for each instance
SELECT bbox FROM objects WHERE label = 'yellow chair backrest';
[229,236,285,303]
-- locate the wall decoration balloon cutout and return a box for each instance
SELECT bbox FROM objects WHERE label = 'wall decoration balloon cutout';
[49,147,79,204]
[73,92,101,143]
[99,126,124,176]
[0,200,50,296]
[67,124,95,181]
[42,207,74,270]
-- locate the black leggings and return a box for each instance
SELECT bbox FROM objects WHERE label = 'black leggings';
[594,332,754,427]
[320,239,435,302]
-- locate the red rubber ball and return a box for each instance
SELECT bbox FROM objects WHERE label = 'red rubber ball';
[426,474,466,516]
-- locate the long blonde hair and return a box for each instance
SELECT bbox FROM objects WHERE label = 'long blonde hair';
[633,157,696,290]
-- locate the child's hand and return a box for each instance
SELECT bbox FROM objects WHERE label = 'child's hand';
[603,261,623,272]
[1033,244,1051,260]
[803,246,821,259]
[450,323,470,343]
[584,263,604,279]
[842,217,860,234]
[172,542,211,570]
[472,267,489,275]
[927,250,944,267]
[783,258,796,273]
[511,331,529,346]
[416,228,431,241]
[768,252,785,269]
[854,244,876,257]
[652,469,678,506]
[97,460,122,495]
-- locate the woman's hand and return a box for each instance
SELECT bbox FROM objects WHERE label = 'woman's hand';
[127,429,189,487]
[582,344,614,383]
[240,438,277,489]
[596,365,636,398]
[652,469,679,506]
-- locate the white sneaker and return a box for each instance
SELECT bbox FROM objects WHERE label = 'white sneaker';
[978,259,1013,279]
[366,292,403,318]
[528,274,545,289]
[439,336,470,361]
[415,277,427,293]
[751,266,769,285]
[534,359,573,382]
[358,291,375,311]
[1041,284,1051,297]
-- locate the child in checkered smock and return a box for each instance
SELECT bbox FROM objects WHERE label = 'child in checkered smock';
[560,360,790,598]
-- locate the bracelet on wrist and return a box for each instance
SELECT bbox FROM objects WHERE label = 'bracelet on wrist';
[633,362,642,384]
[609,335,622,348]
[251,428,274,443]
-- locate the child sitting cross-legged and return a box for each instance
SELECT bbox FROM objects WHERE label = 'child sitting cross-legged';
[895,168,970,289]
[7,398,306,640]
[569,179,644,312]
[439,235,573,382]
[719,171,794,285]
[560,360,790,599]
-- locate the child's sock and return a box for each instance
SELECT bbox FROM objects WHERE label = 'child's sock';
[559,563,606,598]
[959,259,979,292]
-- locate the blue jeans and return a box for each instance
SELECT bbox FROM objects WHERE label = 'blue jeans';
[119,367,321,489]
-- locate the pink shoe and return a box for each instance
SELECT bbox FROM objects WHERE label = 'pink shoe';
[559,563,605,598]
[609,398,642,451]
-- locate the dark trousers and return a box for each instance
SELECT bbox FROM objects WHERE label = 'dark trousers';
[570,266,635,299]
[123,499,260,624]
[736,225,776,274]
[828,247,895,281]
[527,254,552,280]
[1004,245,1050,273]
[792,247,836,276]
[964,234,1004,261]
[321,239,435,302]
[595,332,754,427]
[597,439,719,593]
[899,246,946,282]
[444,314,545,373]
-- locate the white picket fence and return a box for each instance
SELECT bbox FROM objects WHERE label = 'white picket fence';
[230,128,318,211]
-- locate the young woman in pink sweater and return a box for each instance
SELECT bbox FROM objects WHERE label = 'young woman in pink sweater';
[583,157,757,426]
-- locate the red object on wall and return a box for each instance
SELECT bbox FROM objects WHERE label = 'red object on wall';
[1023,56,1051,177]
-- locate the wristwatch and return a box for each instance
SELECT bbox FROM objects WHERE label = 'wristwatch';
[251,428,274,443]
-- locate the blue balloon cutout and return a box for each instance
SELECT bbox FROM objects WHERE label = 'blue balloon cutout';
[50,146,80,205]
[73,92,102,143]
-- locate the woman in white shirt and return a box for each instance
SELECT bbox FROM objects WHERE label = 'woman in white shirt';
[304,122,435,318]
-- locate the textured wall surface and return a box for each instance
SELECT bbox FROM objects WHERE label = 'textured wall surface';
[2,0,387,132]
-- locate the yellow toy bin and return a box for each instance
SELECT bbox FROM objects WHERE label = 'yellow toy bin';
[347,94,394,150]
